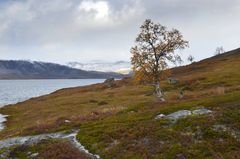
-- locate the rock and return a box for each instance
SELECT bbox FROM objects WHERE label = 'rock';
[155,114,165,120]
[64,120,71,123]
[212,124,240,141]
[104,78,115,88]
[30,152,39,158]
[0,150,10,158]
[192,108,212,115]
[167,77,178,84]
[194,126,203,140]
[175,153,186,159]
[166,110,192,121]
[105,140,120,151]
[231,130,240,141]
[155,108,212,123]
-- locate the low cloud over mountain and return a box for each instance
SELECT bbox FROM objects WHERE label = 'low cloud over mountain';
[67,61,131,74]
[0,60,123,79]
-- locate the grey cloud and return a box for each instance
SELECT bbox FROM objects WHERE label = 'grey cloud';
[0,0,239,63]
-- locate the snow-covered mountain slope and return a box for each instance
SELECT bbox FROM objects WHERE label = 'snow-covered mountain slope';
[67,61,132,74]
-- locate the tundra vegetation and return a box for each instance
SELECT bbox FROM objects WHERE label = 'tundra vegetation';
[0,26,240,158]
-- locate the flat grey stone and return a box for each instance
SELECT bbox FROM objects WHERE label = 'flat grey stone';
[155,114,165,120]
[155,108,212,122]
[30,152,39,158]
[166,110,192,121]
[192,108,212,115]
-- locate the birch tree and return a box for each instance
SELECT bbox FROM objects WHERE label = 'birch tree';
[131,19,188,101]
[187,55,194,63]
[215,46,225,55]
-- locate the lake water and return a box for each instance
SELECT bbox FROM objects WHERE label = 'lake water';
[0,79,104,108]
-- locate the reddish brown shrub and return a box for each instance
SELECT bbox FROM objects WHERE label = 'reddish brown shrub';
[38,140,91,159]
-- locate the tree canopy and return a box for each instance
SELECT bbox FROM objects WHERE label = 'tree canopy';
[131,19,188,100]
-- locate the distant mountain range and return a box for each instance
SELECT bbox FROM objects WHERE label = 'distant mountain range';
[0,60,124,79]
[67,61,132,74]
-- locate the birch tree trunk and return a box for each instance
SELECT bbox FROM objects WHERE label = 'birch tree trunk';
[155,82,165,101]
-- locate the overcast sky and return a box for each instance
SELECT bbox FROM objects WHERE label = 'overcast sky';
[0,0,240,64]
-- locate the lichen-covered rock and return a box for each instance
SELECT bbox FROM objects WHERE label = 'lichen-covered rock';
[167,77,178,84]
[64,120,71,123]
[192,108,212,115]
[194,126,203,140]
[104,78,115,88]
[166,110,192,121]
[30,152,39,158]
[0,149,10,158]
[212,124,240,141]
[155,108,212,122]
[154,114,165,120]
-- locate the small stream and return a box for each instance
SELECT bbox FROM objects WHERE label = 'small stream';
[0,114,7,131]
[0,130,100,159]
[0,79,104,158]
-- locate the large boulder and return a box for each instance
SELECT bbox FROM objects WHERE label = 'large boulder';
[166,110,192,121]
[154,114,165,120]
[155,108,212,122]
[104,78,115,88]
[167,77,178,84]
[192,108,212,115]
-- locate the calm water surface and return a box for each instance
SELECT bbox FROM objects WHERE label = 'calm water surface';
[0,79,104,108]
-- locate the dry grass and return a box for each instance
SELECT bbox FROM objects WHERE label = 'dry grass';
[0,83,154,138]
[37,140,91,159]
[0,49,240,158]
[0,50,240,139]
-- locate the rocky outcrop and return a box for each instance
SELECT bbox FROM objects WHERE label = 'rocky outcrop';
[167,77,179,84]
[192,108,212,115]
[155,108,212,122]
[212,124,240,141]
[166,110,192,121]
[104,78,115,88]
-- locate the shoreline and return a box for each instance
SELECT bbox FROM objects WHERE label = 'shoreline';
[0,79,106,132]
[0,79,105,107]
[0,78,109,80]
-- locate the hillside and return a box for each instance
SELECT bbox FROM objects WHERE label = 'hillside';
[0,49,240,158]
[0,60,123,79]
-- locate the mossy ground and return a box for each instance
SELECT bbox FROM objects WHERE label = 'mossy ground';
[0,50,240,158]
[76,92,240,159]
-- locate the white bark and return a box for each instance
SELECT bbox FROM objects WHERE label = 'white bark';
[155,82,165,101]
[179,89,184,99]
